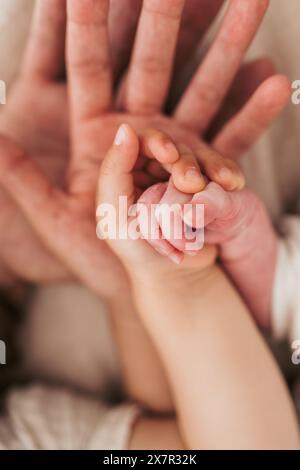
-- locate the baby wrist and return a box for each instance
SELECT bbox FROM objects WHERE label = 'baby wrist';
[220,195,271,262]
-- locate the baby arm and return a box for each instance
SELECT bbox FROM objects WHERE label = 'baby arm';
[184,182,278,329]
[104,127,210,414]
[139,160,278,329]
[97,124,299,449]
[103,127,244,415]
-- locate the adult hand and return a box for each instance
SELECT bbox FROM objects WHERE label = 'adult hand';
[0,0,289,295]
[117,0,289,157]
[0,0,234,297]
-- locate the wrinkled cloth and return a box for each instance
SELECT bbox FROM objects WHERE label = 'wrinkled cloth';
[272,216,300,341]
[0,384,140,450]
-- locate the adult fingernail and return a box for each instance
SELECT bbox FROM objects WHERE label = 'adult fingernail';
[164,141,178,157]
[218,167,233,181]
[219,167,245,190]
[185,167,203,184]
[114,124,127,146]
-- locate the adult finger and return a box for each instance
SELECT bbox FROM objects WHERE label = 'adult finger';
[194,141,245,190]
[175,0,224,71]
[139,131,206,192]
[206,57,276,141]
[98,124,140,208]
[167,0,224,108]
[109,0,142,80]
[22,0,66,80]
[66,0,113,194]
[67,0,112,120]
[139,129,180,165]
[213,75,291,160]
[171,144,206,193]
[175,0,269,133]
[122,0,186,114]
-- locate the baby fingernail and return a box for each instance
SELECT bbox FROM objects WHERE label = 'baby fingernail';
[186,251,197,257]
[168,252,182,265]
[114,124,127,146]
[155,246,169,256]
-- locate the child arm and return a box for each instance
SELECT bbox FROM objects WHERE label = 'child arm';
[184,182,278,329]
[97,125,299,449]
[102,126,244,415]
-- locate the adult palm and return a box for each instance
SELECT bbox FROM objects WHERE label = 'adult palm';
[0,0,289,297]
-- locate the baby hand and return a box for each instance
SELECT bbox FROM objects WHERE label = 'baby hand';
[96,124,217,279]
[144,172,277,330]
[97,124,275,328]
[144,177,264,262]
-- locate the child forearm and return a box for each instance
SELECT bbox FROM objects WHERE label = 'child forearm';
[220,196,278,329]
[129,416,184,450]
[108,293,174,414]
[97,125,298,449]
[188,184,278,329]
[131,264,299,450]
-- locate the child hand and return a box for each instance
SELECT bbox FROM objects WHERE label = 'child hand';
[146,176,277,330]
[183,181,278,328]
[144,176,265,262]
[185,182,258,249]
[97,124,217,280]
[182,182,267,259]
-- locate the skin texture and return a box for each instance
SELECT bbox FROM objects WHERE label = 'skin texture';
[185,182,278,329]
[109,0,224,84]
[0,0,295,448]
[130,267,299,449]
[175,0,271,132]
[0,0,292,426]
[97,124,299,450]
[97,124,217,277]
[142,178,278,328]
[0,0,290,294]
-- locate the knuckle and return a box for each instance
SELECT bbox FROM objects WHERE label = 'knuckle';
[69,56,110,78]
[192,81,222,107]
[0,147,27,177]
[132,55,169,78]
[143,0,184,20]
[68,0,109,26]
